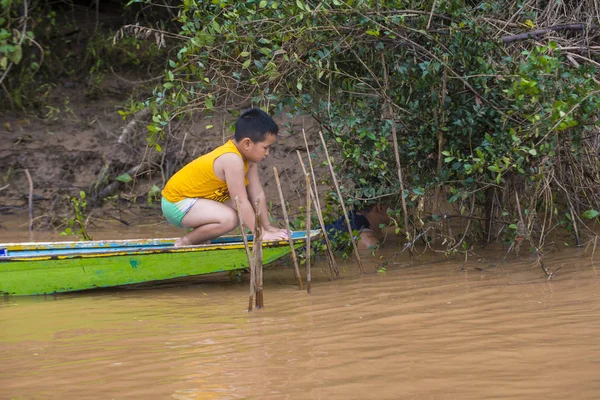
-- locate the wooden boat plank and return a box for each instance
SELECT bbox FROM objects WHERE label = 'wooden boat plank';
[0,230,321,296]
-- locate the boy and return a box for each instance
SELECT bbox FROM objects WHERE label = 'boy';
[161,108,289,247]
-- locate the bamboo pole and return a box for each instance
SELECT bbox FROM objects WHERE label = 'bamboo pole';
[299,130,339,278]
[305,173,312,294]
[318,131,364,273]
[234,196,254,312]
[253,199,264,308]
[296,150,338,280]
[273,166,304,289]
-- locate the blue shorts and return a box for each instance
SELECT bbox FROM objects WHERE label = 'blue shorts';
[161,197,197,228]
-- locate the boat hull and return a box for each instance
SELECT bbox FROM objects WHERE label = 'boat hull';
[0,231,318,296]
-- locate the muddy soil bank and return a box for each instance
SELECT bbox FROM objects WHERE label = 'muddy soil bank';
[0,84,325,235]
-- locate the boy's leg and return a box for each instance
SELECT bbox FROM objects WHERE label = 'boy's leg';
[177,199,238,246]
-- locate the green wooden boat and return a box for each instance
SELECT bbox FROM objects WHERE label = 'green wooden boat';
[0,230,320,296]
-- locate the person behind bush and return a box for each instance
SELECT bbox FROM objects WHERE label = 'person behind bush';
[325,203,390,249]
[161,108,289,247]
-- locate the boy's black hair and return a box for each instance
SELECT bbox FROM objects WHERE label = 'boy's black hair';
[234,108,279,142]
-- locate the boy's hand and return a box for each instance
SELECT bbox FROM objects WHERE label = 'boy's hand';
[262,226,290,241]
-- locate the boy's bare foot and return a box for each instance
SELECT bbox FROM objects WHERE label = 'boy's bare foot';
[174,237,191,247]
[174,237,211,247]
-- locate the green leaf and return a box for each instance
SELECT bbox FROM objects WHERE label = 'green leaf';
[582,209,599,219]
[242,59,251,69]
[8,45,21,64]
[116,173,133,183]
[259,0,267,7]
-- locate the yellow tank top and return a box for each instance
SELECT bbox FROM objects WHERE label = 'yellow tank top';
[161,140,248,203]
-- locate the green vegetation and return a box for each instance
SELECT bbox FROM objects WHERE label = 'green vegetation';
[0,0,167,110]
[3,0,600,255]
[61,191,92,241]
[119,0,600,253]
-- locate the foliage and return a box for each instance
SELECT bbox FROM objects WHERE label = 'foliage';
[122,0,600,250]
[0,0,40,109]
[0,0,168,110]
[61,191,92,241]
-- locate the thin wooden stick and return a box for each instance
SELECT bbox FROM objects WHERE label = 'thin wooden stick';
[273,167,304,289]
[253,199,264,308]
[426,0,437,29]
[24,169,34,233]
[305,173,312,294]
[318,131,364,273]
[296,150,337,280]
[234,196,254,312]
[299,131,339,278]
[382,55,412,256]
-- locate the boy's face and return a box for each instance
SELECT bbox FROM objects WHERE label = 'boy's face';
[241,133,277,162]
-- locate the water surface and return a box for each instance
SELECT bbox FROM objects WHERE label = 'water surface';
[1,221,599,399]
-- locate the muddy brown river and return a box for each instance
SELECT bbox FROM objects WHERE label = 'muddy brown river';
[1,223,599,399]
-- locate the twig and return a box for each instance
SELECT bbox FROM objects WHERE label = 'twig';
[426,0,437,30]
[273,167,304,289]
[0,184,9,192]
[318,131,364,273]
[501,23,592,43]
[300,129,339,277]
[0,0,27,88]
[298,133,339,278]
[305,173,312,294]
[109,66,163,84]
[400,227,433,253]
[234,196,254,312]
[381,54,412,256]
[24,169,34,233]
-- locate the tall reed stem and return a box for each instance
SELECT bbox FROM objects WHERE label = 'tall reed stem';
[234,196,254,312]
[253,199,264,308]
[305,173,312,294]
[296,150,338,279]
[24,169,33,234]
[299,129,339,278]
[382,54,412,256]
[318,131,364,273]
[273,167,304,289]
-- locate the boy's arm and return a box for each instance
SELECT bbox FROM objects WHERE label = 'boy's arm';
[222,155,256,231]
[247,163,288,238]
